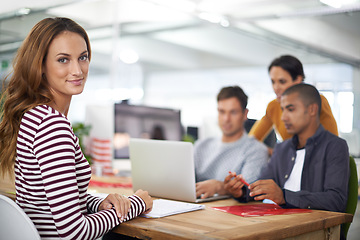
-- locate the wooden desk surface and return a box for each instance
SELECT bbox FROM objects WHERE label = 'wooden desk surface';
[1,174,353,240]
[87,175,353,240]
[111,198,352,240]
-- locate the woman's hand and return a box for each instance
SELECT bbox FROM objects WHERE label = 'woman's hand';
[134,189,153,214]
[98,193,131,221]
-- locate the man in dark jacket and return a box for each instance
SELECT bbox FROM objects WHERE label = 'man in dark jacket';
[224,83,349,213]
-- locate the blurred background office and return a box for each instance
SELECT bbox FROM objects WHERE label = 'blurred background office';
[0,0,359,154]
[1,1,360,239]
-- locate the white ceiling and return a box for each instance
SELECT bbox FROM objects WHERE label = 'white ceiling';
[0,0,359,75]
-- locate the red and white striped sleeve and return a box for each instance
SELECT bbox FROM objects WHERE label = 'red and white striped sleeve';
[33,113,145,239]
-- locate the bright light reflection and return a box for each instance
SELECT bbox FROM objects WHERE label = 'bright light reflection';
[95,88,144,102]
[150,0,197,12]
[319,0,358,8]
[198,12,222,23]
[119,49,139,64]
[198,12,230,27]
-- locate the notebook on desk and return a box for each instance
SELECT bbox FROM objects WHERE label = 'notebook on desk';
[129,138,230,203]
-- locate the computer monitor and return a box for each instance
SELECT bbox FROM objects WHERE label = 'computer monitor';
[113,102,183,159]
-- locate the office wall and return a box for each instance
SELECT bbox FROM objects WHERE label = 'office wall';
[67,62,356,141]
[142,63,353,138]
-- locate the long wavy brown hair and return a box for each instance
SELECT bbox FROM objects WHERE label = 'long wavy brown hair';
[0,17,91,177]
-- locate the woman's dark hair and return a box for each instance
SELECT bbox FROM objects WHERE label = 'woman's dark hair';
[268,55,305,81]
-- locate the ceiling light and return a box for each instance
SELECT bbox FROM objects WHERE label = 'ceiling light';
[16,8,31,16]
[319,0,359,8]
[198,12,222,23]
[119,49,139,64]
[320,0,342,8]
[150,0,197,13]
[220,19,230,27]
[198,12,230,27]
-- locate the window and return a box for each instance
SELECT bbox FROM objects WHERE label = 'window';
[320,91,353,133]
[337,91,354,133]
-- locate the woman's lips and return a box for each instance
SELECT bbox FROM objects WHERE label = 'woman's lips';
[68,79,83,85]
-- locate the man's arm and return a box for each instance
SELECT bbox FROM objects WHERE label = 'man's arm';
[239,139,269,184]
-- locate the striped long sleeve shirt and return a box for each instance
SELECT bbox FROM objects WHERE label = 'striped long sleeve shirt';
[15,105,146,239]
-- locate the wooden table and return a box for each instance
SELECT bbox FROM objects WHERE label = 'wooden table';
[1,175,353,240]
[111,198,352,240]
[88,176,353,240]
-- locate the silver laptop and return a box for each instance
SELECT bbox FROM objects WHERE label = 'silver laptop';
[129,138,230,203]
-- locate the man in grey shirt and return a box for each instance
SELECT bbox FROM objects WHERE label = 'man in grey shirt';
[195,86,268,199]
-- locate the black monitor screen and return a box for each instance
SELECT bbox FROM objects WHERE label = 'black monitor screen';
[113,103,183,159]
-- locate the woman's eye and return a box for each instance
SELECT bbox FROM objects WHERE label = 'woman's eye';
[79,55,88,61]
[58,58,68,63]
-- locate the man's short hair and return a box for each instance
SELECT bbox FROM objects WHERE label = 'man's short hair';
[268,55,305,81]
[282,83,321,116]
[217,86,248,111]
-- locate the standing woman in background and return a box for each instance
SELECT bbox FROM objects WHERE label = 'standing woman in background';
[0,17,152,239]
[249,55,338,154]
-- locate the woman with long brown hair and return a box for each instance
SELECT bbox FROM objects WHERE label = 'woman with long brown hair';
[0,17,152,239]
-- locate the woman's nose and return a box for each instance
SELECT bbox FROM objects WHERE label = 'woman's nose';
[71,61,82,76]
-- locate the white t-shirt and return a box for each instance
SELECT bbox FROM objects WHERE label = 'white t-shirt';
[284,148,306,192]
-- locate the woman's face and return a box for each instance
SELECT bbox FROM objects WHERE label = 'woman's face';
[43,31,89,101]
[269,66,302,102]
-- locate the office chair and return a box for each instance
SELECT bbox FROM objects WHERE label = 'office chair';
[244,119,277,148]
[342,156,358,238]
[0,194,41,240]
